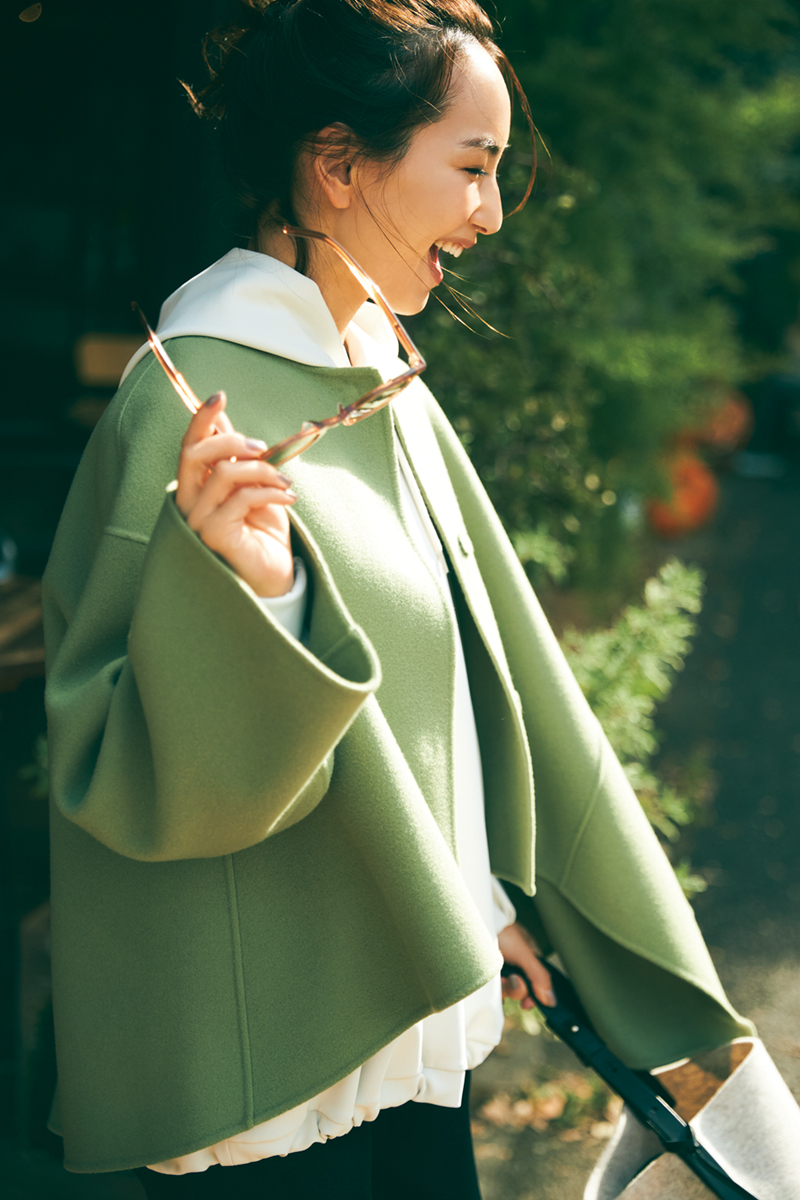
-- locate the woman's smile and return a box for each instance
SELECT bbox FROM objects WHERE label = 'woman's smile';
[428,243,444,285]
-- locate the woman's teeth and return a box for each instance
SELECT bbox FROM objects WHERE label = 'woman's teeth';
[435,240,464,258]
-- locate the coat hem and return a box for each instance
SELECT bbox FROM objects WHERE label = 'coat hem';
[490,866,535,897]
[58,958,502,1174]
[536,869,754,1038]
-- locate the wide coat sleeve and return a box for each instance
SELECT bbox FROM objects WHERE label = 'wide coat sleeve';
[43,354,380,862]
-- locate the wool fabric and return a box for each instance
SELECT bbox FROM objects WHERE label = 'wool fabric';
[44,319,751,1174]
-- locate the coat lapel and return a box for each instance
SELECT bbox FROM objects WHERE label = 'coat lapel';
[392,384,536,885]
[393,384,516,696]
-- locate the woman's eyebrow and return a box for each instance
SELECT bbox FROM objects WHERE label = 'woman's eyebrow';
[459,136,509,155]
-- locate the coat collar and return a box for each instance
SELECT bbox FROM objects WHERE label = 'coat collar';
[122,248,400,382]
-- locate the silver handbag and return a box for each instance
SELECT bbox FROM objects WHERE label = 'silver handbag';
[501,962,800,1200]
[586,1037,800,1200]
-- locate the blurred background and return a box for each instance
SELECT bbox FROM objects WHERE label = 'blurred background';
[3,1,800,1196]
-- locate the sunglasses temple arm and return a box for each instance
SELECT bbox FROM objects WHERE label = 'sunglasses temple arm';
[131,302,203,415]
[281,226,425,372]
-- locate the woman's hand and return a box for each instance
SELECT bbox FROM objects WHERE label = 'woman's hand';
[176,391,298,598]
[498,922,556,1009]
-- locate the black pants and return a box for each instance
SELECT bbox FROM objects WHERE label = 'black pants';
[134,1072,481,1200]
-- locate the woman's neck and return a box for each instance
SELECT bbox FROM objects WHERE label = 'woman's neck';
[254,225,367,339]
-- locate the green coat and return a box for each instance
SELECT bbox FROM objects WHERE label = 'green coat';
[43,336,750,1173]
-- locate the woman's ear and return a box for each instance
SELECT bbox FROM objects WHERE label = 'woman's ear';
[311,124,356,211]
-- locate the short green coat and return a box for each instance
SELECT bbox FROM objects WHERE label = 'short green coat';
[43,337,750,1173]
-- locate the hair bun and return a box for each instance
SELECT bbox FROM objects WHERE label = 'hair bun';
[181,0,535,259]
[181,0,288,120]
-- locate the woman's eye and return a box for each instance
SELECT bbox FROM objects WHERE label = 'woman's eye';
[464,167,488,177]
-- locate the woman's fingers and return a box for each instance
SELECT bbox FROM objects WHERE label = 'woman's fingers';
[213,405,235,436]
[196,484,297,545]
[176,392,234,515]
[185,459,295,531]
[501,973,529,1003]
[176,393,291,516]
[182,390,228,447]
[501,971,549,1007]
[175,390,298,594]
[521,957,557,1009]
[497,921,556,1009]
[198,485,297,537]
[196,485,297,597]
[182,433,283,474]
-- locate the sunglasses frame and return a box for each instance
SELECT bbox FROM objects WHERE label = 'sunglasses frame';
[132,225,427,467]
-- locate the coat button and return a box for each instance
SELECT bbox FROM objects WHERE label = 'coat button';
[458,531,473,556]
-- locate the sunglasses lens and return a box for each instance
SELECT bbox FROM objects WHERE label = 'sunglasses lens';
[345,383,408,424]
[264,426,321,465]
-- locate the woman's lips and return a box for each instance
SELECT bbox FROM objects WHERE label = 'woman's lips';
[428,244,444,286]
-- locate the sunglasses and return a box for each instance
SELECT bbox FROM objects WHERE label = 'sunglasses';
[132,225,426,466]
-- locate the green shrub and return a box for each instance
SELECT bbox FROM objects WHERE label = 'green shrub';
[560,558,708,894]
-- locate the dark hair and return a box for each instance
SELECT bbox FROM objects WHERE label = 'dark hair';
[185,0,535,272]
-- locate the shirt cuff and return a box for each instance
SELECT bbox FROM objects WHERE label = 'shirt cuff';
[255,557,308,641]
[491,877,517,935]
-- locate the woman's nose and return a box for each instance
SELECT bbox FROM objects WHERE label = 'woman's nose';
[473,176,504,237]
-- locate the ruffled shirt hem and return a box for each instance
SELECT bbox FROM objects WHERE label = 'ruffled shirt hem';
[150,973,506,1174]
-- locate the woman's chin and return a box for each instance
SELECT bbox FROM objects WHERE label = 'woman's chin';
[390,287,433,317]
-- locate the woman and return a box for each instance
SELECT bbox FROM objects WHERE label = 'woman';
[43,1,756,1197]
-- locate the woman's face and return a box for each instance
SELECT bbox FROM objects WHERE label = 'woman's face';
[316,42,512,317]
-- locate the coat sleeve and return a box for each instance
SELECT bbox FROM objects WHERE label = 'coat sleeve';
[43,361,380,863]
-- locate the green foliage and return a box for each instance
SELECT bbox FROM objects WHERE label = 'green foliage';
[503,994,546,1035]
[673,858,711,900]
[561,559,702,764]
[560,558,707,883]
[414,0,800,586]
[512,524,574,583]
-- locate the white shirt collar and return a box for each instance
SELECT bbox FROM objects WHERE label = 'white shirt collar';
[121,247,400,382]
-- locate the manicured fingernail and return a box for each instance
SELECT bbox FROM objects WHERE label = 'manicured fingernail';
[522,997,534,1010]
[544,989,556,1006]
[285,489,298,501]
[246,438,267,451]
[278,473,293,487]
[205,391,225,406]
[509,974,521,990]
